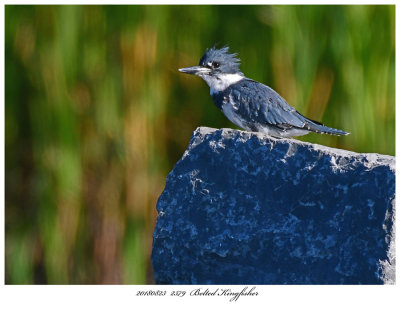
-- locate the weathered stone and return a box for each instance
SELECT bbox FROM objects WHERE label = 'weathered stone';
[151,127,395,284]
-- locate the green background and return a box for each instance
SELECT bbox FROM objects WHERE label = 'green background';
[5,5,395,284]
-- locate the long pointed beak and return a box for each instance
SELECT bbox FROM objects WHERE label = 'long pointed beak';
[178,65,211,75]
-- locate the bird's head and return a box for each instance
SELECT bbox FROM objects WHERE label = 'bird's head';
[179,45,243,77]
[179,45,244,91]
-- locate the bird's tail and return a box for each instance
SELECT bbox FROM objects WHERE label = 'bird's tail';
[302,115,349,136]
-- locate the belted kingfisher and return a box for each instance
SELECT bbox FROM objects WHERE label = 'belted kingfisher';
[179,45,349,138]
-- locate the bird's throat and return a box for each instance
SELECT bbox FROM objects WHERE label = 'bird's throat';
[201,73,244,95]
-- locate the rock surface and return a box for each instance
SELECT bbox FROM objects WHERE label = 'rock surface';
[151,127,395,284]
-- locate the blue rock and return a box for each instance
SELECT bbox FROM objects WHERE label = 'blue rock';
[151,127,395,284]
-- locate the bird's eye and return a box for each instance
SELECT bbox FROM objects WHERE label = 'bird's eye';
[212,62,220,68]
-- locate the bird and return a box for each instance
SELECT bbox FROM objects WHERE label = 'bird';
[178,45,349,138]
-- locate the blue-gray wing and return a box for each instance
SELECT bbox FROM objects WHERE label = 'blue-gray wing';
[228,79,308,130]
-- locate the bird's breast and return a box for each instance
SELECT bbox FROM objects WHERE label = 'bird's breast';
[221,100,249,131]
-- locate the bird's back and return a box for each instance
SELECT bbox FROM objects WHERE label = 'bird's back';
[212,78,348,137]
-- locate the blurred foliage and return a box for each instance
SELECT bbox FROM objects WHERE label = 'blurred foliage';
[5,5,394,284]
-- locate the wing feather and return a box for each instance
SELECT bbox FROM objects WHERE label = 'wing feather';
[229,79,306,129]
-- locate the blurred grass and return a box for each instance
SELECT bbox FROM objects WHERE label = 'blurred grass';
[5,5,395,284]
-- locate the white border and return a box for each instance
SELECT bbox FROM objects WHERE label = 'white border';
[1,1,399,309]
